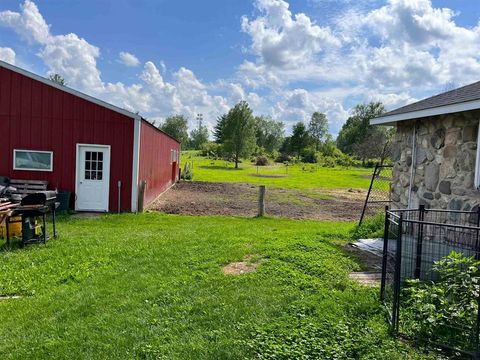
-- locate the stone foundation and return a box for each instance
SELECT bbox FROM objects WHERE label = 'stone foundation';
[391,110,480,211]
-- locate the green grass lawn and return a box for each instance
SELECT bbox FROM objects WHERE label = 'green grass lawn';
[0,214,436,359]
[182,151,373,190]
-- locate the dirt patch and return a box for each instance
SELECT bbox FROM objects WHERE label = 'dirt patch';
[223,262,258,275]
[150,181,367,221]
[349,272,381,287]
[223,254,260,275]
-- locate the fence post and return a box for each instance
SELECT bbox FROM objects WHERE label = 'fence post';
[475,206,480,356]
[392,212,403,333]
[258,185,266,217]
[138,180,146,213]
[380,206,390,302]
[359,163,379,226]
[414,205,425,279]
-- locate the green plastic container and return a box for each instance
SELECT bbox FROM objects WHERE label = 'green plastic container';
[56,191,71,212]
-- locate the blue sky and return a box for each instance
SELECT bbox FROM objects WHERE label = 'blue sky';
[1,0,480,136]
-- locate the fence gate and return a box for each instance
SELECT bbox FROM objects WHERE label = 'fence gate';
[359,164,392,226]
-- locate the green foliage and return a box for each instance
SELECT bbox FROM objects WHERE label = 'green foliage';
[289,122,311,158]
[254,116,285,154]
[402,252,480,349]
[300,146,318,164]
[199,141,223,159]
[336,102,386,157]
[221,101,256,168]
[49,73,66,86]
[160,115,189,145]
[255,155,269,166]
[214,114,227,143]
[180,162,193,180]
[350,213,385,239]
[189,124,209,150]
[308,112,329,151]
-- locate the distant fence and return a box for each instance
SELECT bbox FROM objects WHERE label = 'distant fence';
[381,206,480,357]
[359,164,392,225]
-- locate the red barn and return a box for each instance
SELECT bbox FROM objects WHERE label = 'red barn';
[0,60,180,212]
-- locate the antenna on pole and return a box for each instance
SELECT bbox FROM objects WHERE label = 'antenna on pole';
[196,113,203,131]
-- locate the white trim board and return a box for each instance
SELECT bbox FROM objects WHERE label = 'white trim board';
[131,116,141,212]
[371,99,480,125]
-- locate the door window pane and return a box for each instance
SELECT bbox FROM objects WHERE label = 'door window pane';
[84,151,104,181]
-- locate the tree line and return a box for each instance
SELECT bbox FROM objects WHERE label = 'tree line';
[158,100,393,167]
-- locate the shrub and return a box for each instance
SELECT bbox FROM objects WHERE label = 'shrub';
[402,252,480,349]
[350,213,385,239]
[275,153,291,163]
[180,163,193,180]
[200,142,223,159]
[301,148,318,164]
[255,155,269,166]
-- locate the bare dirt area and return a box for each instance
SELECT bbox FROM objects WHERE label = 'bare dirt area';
[149,181,367,221]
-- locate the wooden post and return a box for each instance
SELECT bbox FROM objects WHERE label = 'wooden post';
[138,180,146,213]
[258,185,265,217]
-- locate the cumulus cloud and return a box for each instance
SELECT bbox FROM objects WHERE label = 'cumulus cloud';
[119,51,140,67]
[1,0,480,136]
[0,1,232,132]
[0,47,15,64]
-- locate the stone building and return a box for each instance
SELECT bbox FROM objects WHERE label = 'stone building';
[371,81,480,211]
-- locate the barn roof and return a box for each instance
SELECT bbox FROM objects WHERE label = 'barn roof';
[0,60,180,144]
[371,80,480,125]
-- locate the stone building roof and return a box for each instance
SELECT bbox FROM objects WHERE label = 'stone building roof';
[371,80,480,125]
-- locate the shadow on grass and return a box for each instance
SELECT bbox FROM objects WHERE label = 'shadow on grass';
[198,165,244,171]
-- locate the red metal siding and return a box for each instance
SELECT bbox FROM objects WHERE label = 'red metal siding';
[139,121,181,206]
[0,66,134,211]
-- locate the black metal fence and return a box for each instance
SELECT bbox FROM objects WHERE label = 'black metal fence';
[381,206,480,357]
[359,164,392,225]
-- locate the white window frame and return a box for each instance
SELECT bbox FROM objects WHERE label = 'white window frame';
[13,149,53,172]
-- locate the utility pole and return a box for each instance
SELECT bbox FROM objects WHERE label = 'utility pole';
[196,113,203,131]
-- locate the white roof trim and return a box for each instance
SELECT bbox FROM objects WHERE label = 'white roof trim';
[0,60,138,120]
[371,98,480,125]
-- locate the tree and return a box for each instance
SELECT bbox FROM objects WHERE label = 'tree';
[308,112,328,151]
[336,102,386,155]
[160,115,189,145]
[290,122,310,158]
[49,73,66,86]
[222,101,256,169]
[189,124,209,150]
[254,116,285,153]
[214,114,227,144]
[353,127,395,164]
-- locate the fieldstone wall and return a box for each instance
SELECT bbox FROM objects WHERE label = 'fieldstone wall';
[391,110,480,211]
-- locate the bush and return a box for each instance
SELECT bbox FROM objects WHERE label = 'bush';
[301,148,318,164]
[200,142,223,159]
[402,252,480,349]
[350,213,385,239]
[180,163,193,180]
[255,155,269,166]
[275,153,291,163]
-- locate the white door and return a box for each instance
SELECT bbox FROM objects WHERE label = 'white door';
[76,144,111,212]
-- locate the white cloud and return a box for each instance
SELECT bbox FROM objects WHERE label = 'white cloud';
[119,51,140,67]
[0,47,15,64]
[2,0,480,137]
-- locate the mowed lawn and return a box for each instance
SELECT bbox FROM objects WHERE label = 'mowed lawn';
[182,152,373,190]
[0,214,434,359]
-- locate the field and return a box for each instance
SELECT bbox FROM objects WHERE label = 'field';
[0,214,436,359]
[181,151,373,190]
